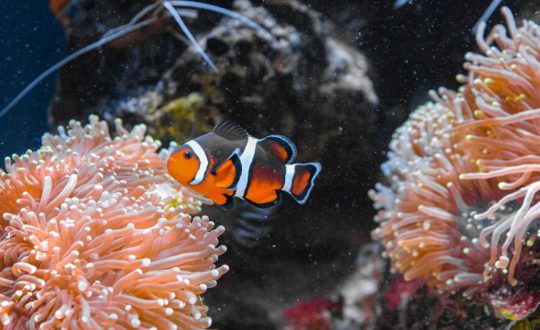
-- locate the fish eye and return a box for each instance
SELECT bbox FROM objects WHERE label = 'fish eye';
[184,151,192,160]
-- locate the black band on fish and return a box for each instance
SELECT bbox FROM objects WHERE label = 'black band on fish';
[226,148,243,189]
[211,148,242,189]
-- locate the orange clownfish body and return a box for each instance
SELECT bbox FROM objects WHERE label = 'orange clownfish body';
[167,121,321,209]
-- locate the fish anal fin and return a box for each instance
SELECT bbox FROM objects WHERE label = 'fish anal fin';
[245,191,282,209]
[213,121,249,140]
[259,135,297,164]
[212,149,242,189]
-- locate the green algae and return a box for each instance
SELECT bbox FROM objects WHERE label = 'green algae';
[155,92,206,142]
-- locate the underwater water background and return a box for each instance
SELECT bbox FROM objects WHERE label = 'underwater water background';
[0,0,63,158]
[0,0,536,328]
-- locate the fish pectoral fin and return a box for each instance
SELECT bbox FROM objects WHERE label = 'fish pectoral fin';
[259,135,297,164]
[212,148,242,189]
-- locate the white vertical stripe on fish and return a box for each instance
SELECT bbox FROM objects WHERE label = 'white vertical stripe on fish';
[235,136,258,198]
[186,140,209,185]
[282,164,295,193]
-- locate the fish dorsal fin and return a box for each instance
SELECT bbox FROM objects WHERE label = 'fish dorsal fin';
[259,134,297,164]
[212,149,242,189]
[213,121,249,140]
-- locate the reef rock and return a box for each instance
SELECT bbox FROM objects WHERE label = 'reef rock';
[49,0,379,328]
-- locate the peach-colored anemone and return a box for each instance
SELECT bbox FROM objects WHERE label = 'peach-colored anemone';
[371,7,540,292]
[370,101,493,294]
[0,115,228,329]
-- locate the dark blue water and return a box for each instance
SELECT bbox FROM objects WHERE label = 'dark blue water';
[0,1,64,158]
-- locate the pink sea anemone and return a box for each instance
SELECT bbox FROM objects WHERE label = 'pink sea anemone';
[370,6,540,298]
[0,116,228,329]
[370,100,492,293]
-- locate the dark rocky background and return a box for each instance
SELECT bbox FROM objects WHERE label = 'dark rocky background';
[0,0,537,329]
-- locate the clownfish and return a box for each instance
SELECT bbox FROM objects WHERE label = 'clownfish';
[167,121,322,208]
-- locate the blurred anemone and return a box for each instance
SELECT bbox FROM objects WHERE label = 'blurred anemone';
[0,116,228,329]
[371,6,540,301]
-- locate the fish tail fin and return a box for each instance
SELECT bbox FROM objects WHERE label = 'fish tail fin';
[282,163,322,204]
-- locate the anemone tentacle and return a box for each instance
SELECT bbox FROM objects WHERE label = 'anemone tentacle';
[371,7,540,292]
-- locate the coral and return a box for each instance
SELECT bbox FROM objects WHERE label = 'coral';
[382,277,425,311]
[327,243,384,329]
[0,116,228,329]
[371,6,540,318]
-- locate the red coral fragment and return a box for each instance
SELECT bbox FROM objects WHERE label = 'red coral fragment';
[282,297,342,330]
[491,291,540,321]
[383,277,426,311]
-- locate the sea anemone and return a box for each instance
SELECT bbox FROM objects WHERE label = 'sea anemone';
[0,115,228,329]
[370,6,540,298]
[370,100,492,293]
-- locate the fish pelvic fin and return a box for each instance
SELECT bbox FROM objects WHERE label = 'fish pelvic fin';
[212,148,242,189]
[282,163,322,204]
[210,188,235,209]
[259,134,297,164]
